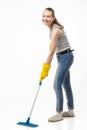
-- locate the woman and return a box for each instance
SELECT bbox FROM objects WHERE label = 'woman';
[39,7,75,122]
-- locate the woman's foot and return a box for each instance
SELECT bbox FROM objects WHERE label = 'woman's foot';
[62,109,75,117]
[48,113,64,122]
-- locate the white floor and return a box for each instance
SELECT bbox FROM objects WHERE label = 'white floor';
[0,83,87,130]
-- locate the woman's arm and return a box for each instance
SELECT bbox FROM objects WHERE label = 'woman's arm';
[39,28,63,82]
[46,28,62,64]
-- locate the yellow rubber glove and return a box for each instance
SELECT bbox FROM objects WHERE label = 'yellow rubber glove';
[39,63,51,82]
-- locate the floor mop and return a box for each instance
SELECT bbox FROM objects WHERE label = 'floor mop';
[17,82,42,128]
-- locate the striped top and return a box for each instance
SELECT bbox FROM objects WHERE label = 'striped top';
[49,24,71,53]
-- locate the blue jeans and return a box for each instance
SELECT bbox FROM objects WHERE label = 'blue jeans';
[53,52,74,112]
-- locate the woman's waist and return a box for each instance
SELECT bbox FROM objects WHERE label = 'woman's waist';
[56,48,74,55]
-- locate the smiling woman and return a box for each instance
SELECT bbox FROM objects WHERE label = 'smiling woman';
[39,7,75,122]
[42,7,64,29]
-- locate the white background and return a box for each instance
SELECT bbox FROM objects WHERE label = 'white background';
[0,0,87,130]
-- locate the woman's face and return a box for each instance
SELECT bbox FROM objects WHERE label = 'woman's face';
[42,10,55,28]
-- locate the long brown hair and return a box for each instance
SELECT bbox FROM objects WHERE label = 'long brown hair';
[44,7,64,29]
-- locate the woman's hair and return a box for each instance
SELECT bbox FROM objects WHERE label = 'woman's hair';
[44,7,64,29]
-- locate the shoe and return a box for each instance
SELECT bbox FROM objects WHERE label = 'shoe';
[48,113,64,122]
[62,111,75,117]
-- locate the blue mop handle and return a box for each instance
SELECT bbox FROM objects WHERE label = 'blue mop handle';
[29,82,42,118]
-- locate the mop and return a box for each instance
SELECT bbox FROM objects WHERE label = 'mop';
[17,82,42,128]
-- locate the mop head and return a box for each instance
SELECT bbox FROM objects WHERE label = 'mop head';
[17,117,38,128]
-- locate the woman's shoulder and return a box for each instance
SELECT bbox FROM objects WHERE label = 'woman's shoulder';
[52,24,63,33]
[52,24,58,30]
[49,24,63,38]
[51,24,63,37]
[52,24,62,30]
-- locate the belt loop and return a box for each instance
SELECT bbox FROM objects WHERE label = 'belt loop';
[67,49,70,52]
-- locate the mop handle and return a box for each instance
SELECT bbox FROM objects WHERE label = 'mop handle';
[29,82,42,117]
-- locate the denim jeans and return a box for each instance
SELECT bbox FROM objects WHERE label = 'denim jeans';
[53,52,74,112]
